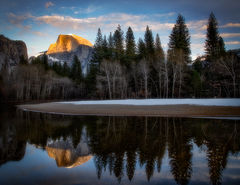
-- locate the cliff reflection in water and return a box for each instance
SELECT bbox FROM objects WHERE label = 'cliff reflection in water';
[46,130,92,168]
[0,110,240,184]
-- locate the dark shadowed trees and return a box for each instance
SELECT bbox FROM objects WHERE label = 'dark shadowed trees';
[113,25,124,62]
[125,27,136,67]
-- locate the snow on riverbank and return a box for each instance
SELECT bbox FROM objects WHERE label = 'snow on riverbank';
[58,99,240,107]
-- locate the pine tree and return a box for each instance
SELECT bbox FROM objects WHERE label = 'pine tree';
[125,26,136,66]
[155,34,165,62]
[71,55,82,83]
[108,32,114,59]
[153,34,165,97]
[19,55,28,65]
[168,14,191,63]
[95,28,103,48]
[218,36,226,57]
[144,26,155,59]
[86,28,103,96]
[102,35,108,59]
[137,38,146,60]
[62,62,70,77]
[43,54,49,70]
[113,25,124,61]
[205,12,221,60]
[92,28,104,64]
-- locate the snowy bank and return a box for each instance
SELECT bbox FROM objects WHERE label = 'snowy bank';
[58,99,240,107]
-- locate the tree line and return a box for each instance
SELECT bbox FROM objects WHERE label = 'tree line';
[85,12,240,99]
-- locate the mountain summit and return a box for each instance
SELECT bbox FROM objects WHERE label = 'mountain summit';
[47,34,93,55]
[45,34,93,73]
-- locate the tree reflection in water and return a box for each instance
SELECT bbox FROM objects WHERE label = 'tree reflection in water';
[0,110,240,184]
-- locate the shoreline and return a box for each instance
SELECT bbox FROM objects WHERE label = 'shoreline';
[18,102,240,118]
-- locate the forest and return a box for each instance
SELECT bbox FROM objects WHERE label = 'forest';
[0,12,239,102]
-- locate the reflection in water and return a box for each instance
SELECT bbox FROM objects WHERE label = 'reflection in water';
[46,129,92,168]
[0,112,26,166]
[0,109,240,185]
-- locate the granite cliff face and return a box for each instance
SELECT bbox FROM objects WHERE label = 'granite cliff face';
[0,35,28,72]
[46,34,93,73]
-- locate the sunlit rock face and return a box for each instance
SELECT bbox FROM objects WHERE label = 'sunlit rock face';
[0,35,28,72]
[46,130,92,168]
[46,34,93,74]
[47,34,93,54]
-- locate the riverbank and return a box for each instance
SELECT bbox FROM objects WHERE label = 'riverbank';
[18,99,240,117]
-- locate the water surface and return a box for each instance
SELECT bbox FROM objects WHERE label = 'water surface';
[0,107,240,185]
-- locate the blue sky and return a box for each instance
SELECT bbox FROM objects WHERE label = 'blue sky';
[1,0,240,59]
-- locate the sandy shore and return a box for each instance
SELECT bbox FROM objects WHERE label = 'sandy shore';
[18,102,240,117]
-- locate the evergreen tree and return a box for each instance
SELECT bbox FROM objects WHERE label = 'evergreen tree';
[218,36,226,56]
[155,34,165,62]
[85,63,98,97]
[71,55,82,83]
[191,70,201,97]
[113,25,124,61]
[62,62,70,77]
[108,32,114,59]
[205,12,221,60]
[86,28,103,96]
[95,28,103,48]
[168,14,191,63]
[43,54,49,70]
[51,62,61,75]
[19,55,28,65]
[137,38,146,60]
[92,28,104,64]
[125,26,136,66]
[102,35,108,59]
[144,26,155,59]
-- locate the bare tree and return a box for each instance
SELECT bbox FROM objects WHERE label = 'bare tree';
[97,60,124,99]
[163,60,169,98]
[218,54,239,97]
[168,49,186,98]
[138,59,150,98]
[152,58,165,98]
[98,60,113,99]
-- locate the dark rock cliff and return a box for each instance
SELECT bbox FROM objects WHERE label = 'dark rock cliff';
[0,35,28,72]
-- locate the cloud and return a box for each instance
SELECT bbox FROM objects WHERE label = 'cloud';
[225,41,240,45]
[220,33,240,38]
[8,13,33,31]
[73,5,101,14]
[32,31,48,37]
[221,23,240,28]
[187,19,208,31]
[45,1,54,9]
[192,33,240,39]
[192,33,205,39]
[7,13,48,37]
[151,12,176,18]
[8,13,32,25]
[191,43,205,59]
[34,13,175,32]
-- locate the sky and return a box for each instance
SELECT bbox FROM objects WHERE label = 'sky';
[0,0,240,59]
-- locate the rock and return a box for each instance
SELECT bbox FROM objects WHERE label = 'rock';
[46,34,93,74]
[0,35,28,72]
